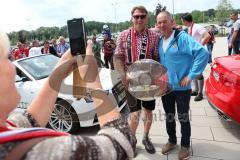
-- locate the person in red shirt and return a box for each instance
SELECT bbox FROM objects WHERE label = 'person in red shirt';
[102,33,116,69]
[13,42,29,60]
[207,25,216,63]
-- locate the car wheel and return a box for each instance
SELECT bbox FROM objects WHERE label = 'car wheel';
[48,100,80,133]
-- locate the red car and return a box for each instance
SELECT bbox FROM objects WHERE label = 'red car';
[206,55,240,124]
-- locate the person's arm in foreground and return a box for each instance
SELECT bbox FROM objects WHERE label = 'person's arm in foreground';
[4,39,135,159]
[26,40,123,127]
[73,41,136,159]
[76,41,121,127]
[26,50,75,127]
[6,41,136,160]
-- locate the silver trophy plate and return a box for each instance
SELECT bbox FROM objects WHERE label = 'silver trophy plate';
[127,59,172,100]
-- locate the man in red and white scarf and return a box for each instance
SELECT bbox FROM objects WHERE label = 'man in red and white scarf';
[114,5,159,156]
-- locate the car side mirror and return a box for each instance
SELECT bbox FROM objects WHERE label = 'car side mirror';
[15,75,22,82]
[21,77,28,82]
[15,75,28,82]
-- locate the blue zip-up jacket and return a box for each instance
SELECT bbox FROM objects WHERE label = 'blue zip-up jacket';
[159,30,208,91]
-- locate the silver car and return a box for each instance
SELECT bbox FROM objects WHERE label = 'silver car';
[14,54,128,133]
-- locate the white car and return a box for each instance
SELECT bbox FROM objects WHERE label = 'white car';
[14,54,128,133]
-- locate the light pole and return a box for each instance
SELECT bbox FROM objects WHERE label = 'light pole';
[172,0,175,19]
[25,18,31,31]
[202,12,204,23]
[112,2,118,32]
[25,18,33,41]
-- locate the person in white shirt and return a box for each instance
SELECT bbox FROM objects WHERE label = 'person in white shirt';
[29,40,42,57]
[229,10,240,54]
[181,13,210,101]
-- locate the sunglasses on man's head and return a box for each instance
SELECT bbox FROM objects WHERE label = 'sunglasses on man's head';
[133,14,147,20]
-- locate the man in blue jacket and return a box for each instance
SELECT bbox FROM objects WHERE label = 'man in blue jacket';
[156,11,208,160]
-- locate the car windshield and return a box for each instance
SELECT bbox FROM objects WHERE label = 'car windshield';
[17,55,59,80]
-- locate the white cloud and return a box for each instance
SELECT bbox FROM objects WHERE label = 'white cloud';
[0,0,239,33]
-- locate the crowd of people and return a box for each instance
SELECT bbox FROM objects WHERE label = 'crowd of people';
[1,4,239,160]
[9,36,70,61]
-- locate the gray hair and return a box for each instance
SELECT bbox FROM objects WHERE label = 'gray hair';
[157,10,173,21]
[0,30,10,60]
[59,36,65,41]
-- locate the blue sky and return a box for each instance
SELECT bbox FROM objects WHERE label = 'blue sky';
[0,0,239,33]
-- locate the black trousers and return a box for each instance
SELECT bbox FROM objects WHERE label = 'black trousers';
[161,90,191,147]
[104,55,114,69]
[228,47,232,56]
[233,41,240,54]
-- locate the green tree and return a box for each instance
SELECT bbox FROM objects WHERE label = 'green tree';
[175,13,182,25]
[148,11,156,28]
[118,21,131,32]
[86,21,102,35]
[17,30,29,43]
[215,0,233,23]
[192,10,208,23]
[207,9,216,21]
[60,26,68,38]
